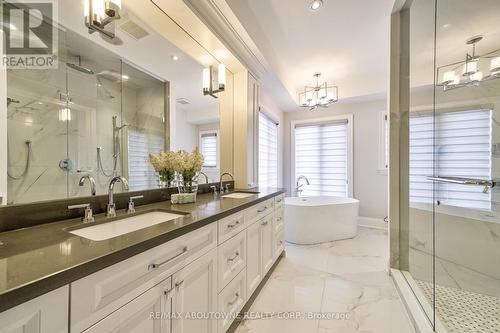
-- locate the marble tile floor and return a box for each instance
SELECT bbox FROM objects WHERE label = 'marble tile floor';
[235,227,415,333]
[416,280,500,333]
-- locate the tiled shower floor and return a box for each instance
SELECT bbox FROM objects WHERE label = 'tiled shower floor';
[416,280,500,333]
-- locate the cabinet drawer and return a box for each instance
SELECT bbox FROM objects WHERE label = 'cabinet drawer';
[244,199,273,225]
[71,223,216,333]
[273,207,284,233]
[218,230,246,291]
[218,212,245,244]
[273,228,285,260]
[274,194,285,209]
[82,277,171,333]
[218,269,247,333]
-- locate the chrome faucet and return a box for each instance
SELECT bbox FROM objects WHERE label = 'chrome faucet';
[68,203,94,223]
[295,175,310,196]
[79,175,96,196]
[219,172,234,194]
[198,171,209,184]
[106,176,129,218]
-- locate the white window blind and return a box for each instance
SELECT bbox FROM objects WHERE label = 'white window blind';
[409,109,492,210]
[128,129,164,191]
[201,132,218,167]
[258,112,278,187]
[294,119,349,197]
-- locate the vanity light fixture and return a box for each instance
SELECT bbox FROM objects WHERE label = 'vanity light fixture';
[203,64,226,98]
[299,73,339,110]
[438,36,500,91]
[309,0,323,11]
[84,0,121,39]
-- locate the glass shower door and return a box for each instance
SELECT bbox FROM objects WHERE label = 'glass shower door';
[432,0,500,331]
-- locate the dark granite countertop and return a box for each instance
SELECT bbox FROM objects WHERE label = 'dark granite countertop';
[0,188,285,312]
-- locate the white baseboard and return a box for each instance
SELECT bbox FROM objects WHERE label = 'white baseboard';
[357,216,387,230]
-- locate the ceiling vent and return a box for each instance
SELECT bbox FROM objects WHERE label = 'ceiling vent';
[118,17,150,40]
[176,98,191,105]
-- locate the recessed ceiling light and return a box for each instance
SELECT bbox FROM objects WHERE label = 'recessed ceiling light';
[121,74,129,80]
[171,55,179,61]
[309,0,323,11]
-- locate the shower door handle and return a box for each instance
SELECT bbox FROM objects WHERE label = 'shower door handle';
[427,176,496,193]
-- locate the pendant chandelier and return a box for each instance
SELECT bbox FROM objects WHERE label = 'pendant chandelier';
[438,36,500,91]
[299,73,339,110]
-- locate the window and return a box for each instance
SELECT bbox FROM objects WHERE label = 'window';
[200,131,218,168]
[258,112,279,187]
[292,116,353,197]
[409,109,492,210]
[127,129,164,191]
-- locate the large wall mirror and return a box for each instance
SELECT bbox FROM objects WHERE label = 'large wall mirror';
[1,0,230,205]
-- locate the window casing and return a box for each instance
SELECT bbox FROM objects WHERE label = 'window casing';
[258,112,279,187]
[292,115,353,197]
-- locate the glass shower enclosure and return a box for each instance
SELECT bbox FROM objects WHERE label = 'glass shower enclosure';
[396,0,500,332]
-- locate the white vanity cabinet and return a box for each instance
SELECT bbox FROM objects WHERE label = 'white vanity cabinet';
[245,209,274,299]
[82,277,172,333]
[260,213,275,275]
[171,249,218,333]
[71,224,217,333]
[0,286,68,333]
[245,220,262,296]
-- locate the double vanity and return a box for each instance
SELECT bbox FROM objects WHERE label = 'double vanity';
[0,188,285,333]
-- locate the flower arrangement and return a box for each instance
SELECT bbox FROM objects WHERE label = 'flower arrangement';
[149,149,204,191]
[149,151,178,186]
[176,148,204,193]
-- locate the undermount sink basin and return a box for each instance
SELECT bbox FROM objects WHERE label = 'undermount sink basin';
[222,192,259,199]
[69,210,185,241]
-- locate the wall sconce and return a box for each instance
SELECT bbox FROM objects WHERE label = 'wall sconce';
[84,0,121,38]
[203,64,226,98]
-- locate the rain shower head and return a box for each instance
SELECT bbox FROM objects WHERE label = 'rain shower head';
[66,56,94,75]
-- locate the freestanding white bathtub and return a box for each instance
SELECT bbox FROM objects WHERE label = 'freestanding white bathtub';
[284,196,360,244]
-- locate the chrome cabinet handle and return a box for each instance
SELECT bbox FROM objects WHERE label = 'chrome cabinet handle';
[276,198,283,203]
[164,288,173,297]
[257,206,268,213]
[227,220,241,229]
[261,220,269,226]
[227,252,240,262]
[276,217,283,222]
[175,280,184,289]
[148,246,188,271]
[227,292,240,306]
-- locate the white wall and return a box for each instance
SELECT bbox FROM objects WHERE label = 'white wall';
[284,97,388,219]
[260,90,285,187]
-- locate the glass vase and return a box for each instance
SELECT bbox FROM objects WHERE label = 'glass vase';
[177,176,199,194]
[158,170,175,188]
